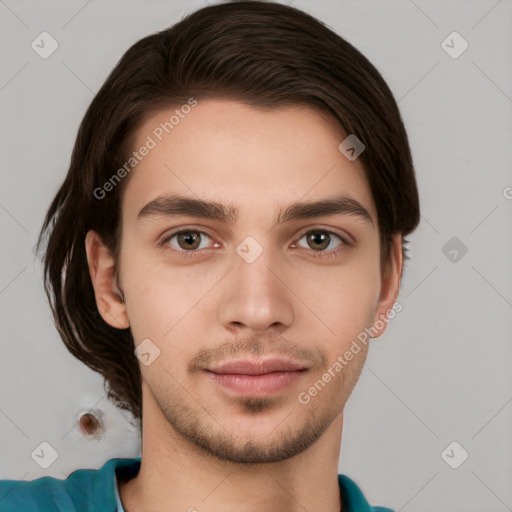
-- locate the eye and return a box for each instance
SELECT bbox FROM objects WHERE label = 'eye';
[161,229,218,252]
[292,229,349,254]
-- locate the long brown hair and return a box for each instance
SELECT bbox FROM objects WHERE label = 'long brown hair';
[37,0,420,424]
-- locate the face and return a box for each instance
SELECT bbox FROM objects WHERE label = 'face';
[87,99,401,463]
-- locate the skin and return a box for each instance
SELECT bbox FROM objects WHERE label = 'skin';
[85,99,402,512]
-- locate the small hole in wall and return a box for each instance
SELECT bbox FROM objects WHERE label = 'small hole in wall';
[79,411,103,437]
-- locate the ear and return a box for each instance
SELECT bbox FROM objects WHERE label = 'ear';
[370,233,403,338]
[84,230,129,330]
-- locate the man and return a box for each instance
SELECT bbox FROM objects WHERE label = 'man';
[0,1,419,511]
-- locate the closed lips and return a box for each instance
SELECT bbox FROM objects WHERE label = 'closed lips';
[206,359,309,375]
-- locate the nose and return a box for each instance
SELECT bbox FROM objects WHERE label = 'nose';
[217,242,294,334]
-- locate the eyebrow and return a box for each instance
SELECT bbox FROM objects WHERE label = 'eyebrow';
[137,193,374,227]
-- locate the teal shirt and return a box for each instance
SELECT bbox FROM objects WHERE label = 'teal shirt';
[0,457,394,512]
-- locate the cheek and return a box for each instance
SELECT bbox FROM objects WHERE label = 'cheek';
[117,243,168,341]
[292,254,381,340]
[119,246,218,344]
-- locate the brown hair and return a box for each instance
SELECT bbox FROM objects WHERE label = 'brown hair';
[37,0,420,424]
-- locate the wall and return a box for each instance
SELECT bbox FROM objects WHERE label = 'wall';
[0,1,511,510]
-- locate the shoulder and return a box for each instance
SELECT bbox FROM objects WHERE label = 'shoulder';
[0,457,140,512]
[338,474,395,512]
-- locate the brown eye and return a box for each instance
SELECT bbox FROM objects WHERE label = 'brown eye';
[306,231,332,251]
[176,231,202,250]
[162,230,214,252]
[295,230,344,252]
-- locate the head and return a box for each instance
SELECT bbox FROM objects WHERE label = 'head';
[39,1,419,462]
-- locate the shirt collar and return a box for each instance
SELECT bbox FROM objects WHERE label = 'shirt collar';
[108,457,375,512]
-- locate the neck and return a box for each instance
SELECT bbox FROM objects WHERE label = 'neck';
[119,386,345,512]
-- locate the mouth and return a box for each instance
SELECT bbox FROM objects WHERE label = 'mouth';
[204,358,309,396]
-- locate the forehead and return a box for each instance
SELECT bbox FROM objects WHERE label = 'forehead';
[121,99,377,225]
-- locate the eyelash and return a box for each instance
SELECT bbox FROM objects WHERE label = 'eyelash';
[158,227,351,261]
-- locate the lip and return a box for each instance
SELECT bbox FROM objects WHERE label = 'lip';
[205,358,309,396]
[207,358,309,375]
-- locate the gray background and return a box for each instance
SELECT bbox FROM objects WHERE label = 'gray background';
[1,1,511,511]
